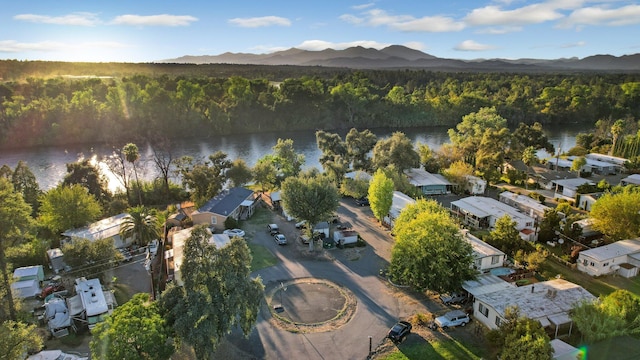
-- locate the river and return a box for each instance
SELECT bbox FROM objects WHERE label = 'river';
[0,125,585,192]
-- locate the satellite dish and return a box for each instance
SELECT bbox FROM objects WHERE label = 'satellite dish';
[558,239,564,244]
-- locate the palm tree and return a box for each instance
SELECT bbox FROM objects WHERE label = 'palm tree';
[610,119,626,155]
[123,143,142,205]
[120,206,160,248]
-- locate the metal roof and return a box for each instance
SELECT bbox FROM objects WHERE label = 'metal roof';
[62,213,129,241]
[579,238,640,262]
[405,168,452,186]
[197,187,254,216]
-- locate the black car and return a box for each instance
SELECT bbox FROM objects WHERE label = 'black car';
[387,320,412,342]
[355,197,369,206]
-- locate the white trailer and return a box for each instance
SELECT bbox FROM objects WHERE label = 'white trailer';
[334,230,358,246]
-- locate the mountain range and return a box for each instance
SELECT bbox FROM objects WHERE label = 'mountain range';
[160,45,640,72]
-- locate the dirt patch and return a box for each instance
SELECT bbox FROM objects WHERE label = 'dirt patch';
[264,278,357,333]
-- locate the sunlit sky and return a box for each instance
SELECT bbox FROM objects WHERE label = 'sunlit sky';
[1,0,639,63]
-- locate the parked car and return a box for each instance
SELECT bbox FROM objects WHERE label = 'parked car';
[295,220,307,229]
[268,223,280,235]
[148,239,159,257]
[355,197,369,206]
[39,277,65,299]
[328,214,340,223]
[434,310,471,329]
[439,291,467,305]
[223,228,246,238]
[274,233,287,245]
[387,320,412,342]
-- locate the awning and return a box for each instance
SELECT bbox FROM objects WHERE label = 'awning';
[241,200,254,207]
[67,295,84,316]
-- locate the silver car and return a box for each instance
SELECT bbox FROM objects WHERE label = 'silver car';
[434,310,470,329]
[274,233,287,245]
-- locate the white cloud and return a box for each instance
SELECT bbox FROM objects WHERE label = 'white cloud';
[111,14,198,27]
[0,40,128,53]
[560,4,640,27]
[296,40,392,51]
[402,41,428,52]
[454,40,498,51]
[476,26,523,34]
[465,4,563,26]
[340,8,465,32]
[228,16,291,28]
[352,3,375,10]
[13,12,100,26]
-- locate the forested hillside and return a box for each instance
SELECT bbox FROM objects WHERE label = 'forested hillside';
[1,60,639,149]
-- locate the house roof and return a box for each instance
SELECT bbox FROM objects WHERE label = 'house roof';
[578,238,640,262]
[621,174,640,185]
[404,168,452,186]
[499,191,551,214]
[550,178,595,190]
[389,191,416,219]
[462,231,505,258]
[62,213,129,241]
[462,274,516,296]
[197,187,254,216]
[475,279,596,325]
[13,265,43,280]
[451,196,534,225]
[474,279,595,324]
[585,153,628,165]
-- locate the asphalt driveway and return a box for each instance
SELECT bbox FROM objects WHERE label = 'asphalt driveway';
[226,199,435,360]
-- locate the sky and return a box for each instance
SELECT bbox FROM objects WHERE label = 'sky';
[1,0,639,63]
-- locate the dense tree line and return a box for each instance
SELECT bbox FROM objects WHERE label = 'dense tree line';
[1,65,640,149]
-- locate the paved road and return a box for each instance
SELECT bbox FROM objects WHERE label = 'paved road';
[228,199,436,360]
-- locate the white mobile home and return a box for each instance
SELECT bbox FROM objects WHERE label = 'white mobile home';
[499,191,550,220]
[473,279,595,338]
[462,231,506,273]
[577,238,640,277]
[62,213,131,248]
[383,191,416,228]
[465,175,486,195]
[548,178,595,201]
[621,174,640,186]
[404,168,452,195]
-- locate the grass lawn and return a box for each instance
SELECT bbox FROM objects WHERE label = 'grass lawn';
[539,257,640,297]
[380,338,485,360]
[248,242,278,272]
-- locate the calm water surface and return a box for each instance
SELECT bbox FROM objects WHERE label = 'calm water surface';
[0,125,584,191]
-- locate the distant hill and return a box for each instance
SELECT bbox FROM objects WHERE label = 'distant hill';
[160,45,640,72]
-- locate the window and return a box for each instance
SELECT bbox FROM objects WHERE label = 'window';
[491,256,500,265]
[583,259,588,266]
[479,303,489,317]
[603,262,609,267]
[590,262,595,266]
[210,217,217,225]
[495,316,502,327]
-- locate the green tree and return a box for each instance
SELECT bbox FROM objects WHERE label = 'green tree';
[90,293,174,360]
[511,122,555,156]
[281,174,340,250]
[0,320,43,359]
[388,199,475,292]
[345,128,377,171]
[63,159,110,204]
[448,107,508,165]
[537,209,562,243]
[178,152,231,206]
[39,184,102,235]
[417,143,440,173]
[252,158,277,192]
[0,179,34,321]
[476,127,511,181]
[442,160,474,192]
[10,161,40,216]
[590,187,640,241]
[571,290,640,342]
[119,206,160,247]
[372,132,419,172]
[61,237,120,282]
[522,146,538,189]
[160,227,263,360]
[486,215,526,258]
[610,119,626,155]
[123,143,142,205]
[226,159,253,188]
[271,138,305,184]
[571,156,587,177]
[488,307,552,360]
[368,169,394,222]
